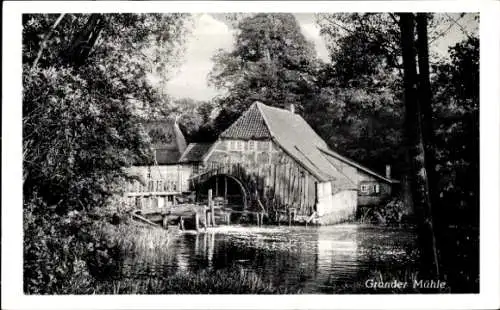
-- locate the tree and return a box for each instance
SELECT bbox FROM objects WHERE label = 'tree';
[22,14,192,293]
[167,97,218,143]
[317,12,478,289]
[432,36,479,226]
[23,14,191,210]
[313,13,470,176]
[399,12,440,278]
[313,13,406,176]
[208,13,319,134]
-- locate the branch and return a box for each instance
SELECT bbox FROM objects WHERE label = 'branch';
[444,13,473,40]
[31,14,66,70]
[429,14,466,45]
[389,13,399,26]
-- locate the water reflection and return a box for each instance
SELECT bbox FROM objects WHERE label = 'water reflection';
[122,224,417,293]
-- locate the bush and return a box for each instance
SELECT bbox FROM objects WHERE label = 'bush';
[23,194,123,294]
[359,197,410,225]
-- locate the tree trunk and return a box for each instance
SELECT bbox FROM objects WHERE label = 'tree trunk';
[31,14,66,70]
[65,14,106,65]
[416,12,441,275]
[399,13,440,278]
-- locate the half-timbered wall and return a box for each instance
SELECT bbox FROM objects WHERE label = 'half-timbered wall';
[202,138,318,216]
[126,164,193,193]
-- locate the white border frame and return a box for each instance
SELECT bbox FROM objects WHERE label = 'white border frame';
[3,1,500,309]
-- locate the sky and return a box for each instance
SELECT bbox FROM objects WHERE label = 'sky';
[163,13,478,101]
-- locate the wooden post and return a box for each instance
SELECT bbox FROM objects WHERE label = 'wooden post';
[215,175,219,197]
[305,174,309,210]
[226,212,231,225]
[179,216,185,231]
[208,189,215,226]
[287,164,293,206]
[162,215,169,230]
[194,212,200,232]
[288,209,291,227]
[224,175,228,202]
[204,205,209,229]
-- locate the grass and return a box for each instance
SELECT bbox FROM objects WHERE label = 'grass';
[96,220,174,255]
[88,267,293,294]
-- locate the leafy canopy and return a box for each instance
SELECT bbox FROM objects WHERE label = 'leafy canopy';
[208,13,319,133]
[23,13,192,211]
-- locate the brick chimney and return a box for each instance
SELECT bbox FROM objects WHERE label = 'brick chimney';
[289,104,295,114]
[385,165,391,179]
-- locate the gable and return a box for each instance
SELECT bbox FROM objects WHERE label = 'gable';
[220,103,271,140]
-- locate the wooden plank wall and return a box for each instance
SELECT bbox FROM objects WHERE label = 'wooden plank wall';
[198,158,317,216]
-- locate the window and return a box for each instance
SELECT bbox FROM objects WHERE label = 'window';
[237,141,245,151]
[228,140,245,151]
[374,184,380,194]
[192,164,199,175]
[257,140,271,151]
[248,140,256,151]
[360,184,370,193]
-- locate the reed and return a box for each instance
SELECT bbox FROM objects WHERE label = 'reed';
[60,220,304,294]
[89,267,295,294]
[95,220,177,260]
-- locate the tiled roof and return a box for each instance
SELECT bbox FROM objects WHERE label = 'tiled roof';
[318,147,399,184]
[179,143,213,163]
[254,102,395,186]
[220,103,271,139]
[255,102,353,187]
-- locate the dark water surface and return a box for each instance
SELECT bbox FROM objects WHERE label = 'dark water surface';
[122,224,418,293]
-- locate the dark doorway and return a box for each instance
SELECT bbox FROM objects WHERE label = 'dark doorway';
[196,174,247,209]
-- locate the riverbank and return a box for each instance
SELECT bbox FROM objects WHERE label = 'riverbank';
[63,220,299,294]
[24,205,477,294]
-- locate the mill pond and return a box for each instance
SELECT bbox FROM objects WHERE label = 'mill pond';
[111,224,419,294]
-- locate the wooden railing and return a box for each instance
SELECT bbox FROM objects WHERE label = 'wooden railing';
[126,179,181,195]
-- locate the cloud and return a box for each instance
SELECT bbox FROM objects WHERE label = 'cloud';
[165,14,331,101]
[165,14,234,100]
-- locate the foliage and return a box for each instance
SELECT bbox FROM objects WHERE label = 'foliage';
[172,98,219,142]
[22,13,191,293]
[315,14,479,217]
[312,13,406,175]
[94,267,291,294]
[23,13,191,210]
[23,66,151,210]
[431,37,479,226]
[23,195,120,293]
[359,198,409,225]
[209,13,319,134]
